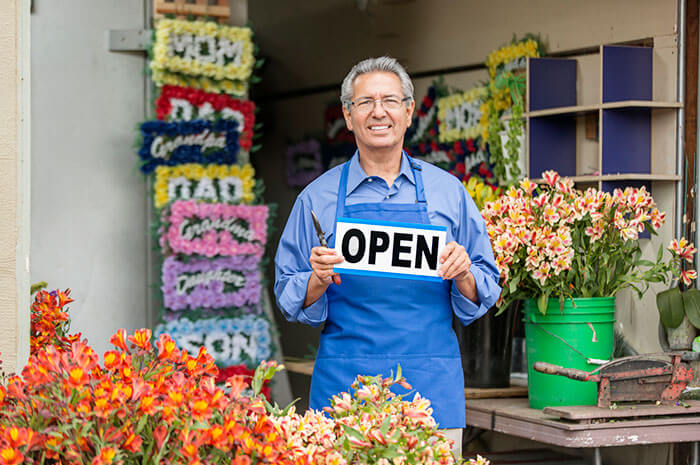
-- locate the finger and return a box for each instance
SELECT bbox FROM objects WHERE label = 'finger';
[439,245,463,277]
[439,242,457,263]
[312,254,345,265]
[312,246,339,256]
[443,255,468,280]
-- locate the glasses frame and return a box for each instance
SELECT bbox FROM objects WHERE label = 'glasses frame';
[349,96,413,113]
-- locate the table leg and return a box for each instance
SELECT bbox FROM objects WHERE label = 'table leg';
[592,447,602,465]
[691,441,699,465]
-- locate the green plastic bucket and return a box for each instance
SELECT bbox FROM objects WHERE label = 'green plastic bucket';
[524,297,615,409]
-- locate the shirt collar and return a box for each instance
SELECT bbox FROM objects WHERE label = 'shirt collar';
[347,151,416,195]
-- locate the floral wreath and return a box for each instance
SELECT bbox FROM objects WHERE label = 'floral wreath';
[324,104,354,145]
[153,163,256,208]
[161,255,262,312]
[286,139,323,186]
[404,85,440,144]
[485,37,541,79]
[154,314,272,367]
[138,119,240,174]
[159,200,269,258]
[437,87,488,143]
[151,19,256,96]
[406,139,492,183]
[155,85,256,151]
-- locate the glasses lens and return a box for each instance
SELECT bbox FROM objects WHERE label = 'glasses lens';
[381,98,401,110]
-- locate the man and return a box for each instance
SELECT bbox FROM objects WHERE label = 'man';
[274,56,501,454]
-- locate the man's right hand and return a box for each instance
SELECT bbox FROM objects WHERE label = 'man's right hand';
[304,247,344,308]
[309,246,344,285]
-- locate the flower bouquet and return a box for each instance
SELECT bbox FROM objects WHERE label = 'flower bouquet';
[482,171,693,314]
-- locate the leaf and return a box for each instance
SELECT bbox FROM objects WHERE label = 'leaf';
[537,293,549,315]
[509,275,520,293]
[342,424,367,442]
[682,289,700,329]
[395,364,402,382]
[379,416,391,436]
[657,288,684,328]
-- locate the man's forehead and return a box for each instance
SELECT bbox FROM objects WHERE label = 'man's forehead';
[352,72,402,96]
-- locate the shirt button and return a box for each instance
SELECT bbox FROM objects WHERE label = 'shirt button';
[385,195,390,200]
[368,178,373,182]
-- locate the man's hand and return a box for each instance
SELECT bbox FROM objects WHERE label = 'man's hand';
[310,246,344,284]
[304,247,344,308]
[438,241,478,303]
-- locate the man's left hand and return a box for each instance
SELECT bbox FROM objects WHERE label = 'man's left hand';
[438,241,471,281]
[438,241,478,303]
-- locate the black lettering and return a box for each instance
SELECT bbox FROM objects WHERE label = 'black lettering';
[391,233,413,268]
[342,228,366,263]
[415,235,439,270]
[368,231,390,265]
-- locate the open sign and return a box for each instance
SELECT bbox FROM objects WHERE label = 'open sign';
[332,218,447,281]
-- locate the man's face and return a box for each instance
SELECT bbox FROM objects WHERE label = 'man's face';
[342,71,414,153]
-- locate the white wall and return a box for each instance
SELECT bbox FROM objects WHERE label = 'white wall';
[31,0,149,356]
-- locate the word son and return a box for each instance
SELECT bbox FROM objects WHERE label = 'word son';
[333,219,446,280]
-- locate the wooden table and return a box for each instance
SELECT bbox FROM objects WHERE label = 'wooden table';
[466,398,700,465]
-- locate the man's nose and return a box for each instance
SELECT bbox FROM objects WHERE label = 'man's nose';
[370,99,388,117]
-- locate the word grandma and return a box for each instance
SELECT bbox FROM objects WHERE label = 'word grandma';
[150,130,226,159]
[333,218,447,281]
[178,217,254,242]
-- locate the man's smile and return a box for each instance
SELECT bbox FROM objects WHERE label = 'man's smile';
[368,124,391,132]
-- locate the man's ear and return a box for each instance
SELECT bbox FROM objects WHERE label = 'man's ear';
[405,99,416,127]
[342,105,354,132]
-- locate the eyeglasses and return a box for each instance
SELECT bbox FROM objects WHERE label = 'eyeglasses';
[349,96,412,113]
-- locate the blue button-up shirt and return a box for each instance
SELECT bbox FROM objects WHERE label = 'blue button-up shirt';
[274,152,501,327]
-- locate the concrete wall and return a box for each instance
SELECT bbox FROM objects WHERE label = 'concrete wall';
[30,0,149,356]
[0,0,30,375]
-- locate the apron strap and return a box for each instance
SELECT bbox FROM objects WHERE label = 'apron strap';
[334,151,427,233]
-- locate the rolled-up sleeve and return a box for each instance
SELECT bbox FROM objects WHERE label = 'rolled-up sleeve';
[274,195,328,327]
[451,190,501,326]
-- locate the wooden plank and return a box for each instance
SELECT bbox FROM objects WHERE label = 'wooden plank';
[466,385,528,399]
[154,0,230,22]
[543,400,700,420]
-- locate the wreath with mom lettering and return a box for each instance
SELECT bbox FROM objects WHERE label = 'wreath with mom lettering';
[150,19,256,96]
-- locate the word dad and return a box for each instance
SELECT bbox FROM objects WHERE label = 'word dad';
[333,218,446,281]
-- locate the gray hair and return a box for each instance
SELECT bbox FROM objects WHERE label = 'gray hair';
[340,56,414,110]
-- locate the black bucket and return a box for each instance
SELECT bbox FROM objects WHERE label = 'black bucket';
[453,302,520,388]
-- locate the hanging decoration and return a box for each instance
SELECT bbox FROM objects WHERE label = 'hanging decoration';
[485,37,540,79]
[156,85,256,151]
[404,85,440,145]
[159,200,269,258]
[154,314,273,367]
[150,19,256,96]
[153,163,256,208]
[138,119,240,174]
[324,104,354,145]
[161,255,262,311]
[286,139,323,186]
[437,87,488,143]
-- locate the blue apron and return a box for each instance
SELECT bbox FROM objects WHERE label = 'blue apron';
[309,153,466,428]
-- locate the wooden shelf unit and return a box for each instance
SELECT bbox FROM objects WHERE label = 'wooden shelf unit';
[522,45,681,193]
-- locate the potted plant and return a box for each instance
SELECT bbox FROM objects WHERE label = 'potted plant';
[481,171,692,408]
[657,239,699,349]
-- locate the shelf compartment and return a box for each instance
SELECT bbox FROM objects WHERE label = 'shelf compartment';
[528,57,577,112]
[601,108,651,174]
[602,45,652,103]
[529,115,576,178]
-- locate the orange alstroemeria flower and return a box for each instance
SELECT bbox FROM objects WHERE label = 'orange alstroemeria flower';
[0,447,24,465]
[128,328,152,351]
[109,329,130,353]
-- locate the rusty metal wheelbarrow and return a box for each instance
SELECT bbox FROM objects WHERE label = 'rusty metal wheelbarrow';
[533,353,694,407]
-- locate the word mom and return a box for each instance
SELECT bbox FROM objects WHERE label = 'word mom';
[333,218,446,281]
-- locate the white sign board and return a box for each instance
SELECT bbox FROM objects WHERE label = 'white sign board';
[332,217,447,282]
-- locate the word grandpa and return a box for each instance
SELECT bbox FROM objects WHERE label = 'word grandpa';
[175,269,246,294]
[333,218,447,281]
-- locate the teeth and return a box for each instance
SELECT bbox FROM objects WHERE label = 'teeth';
[370,125,389,130]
